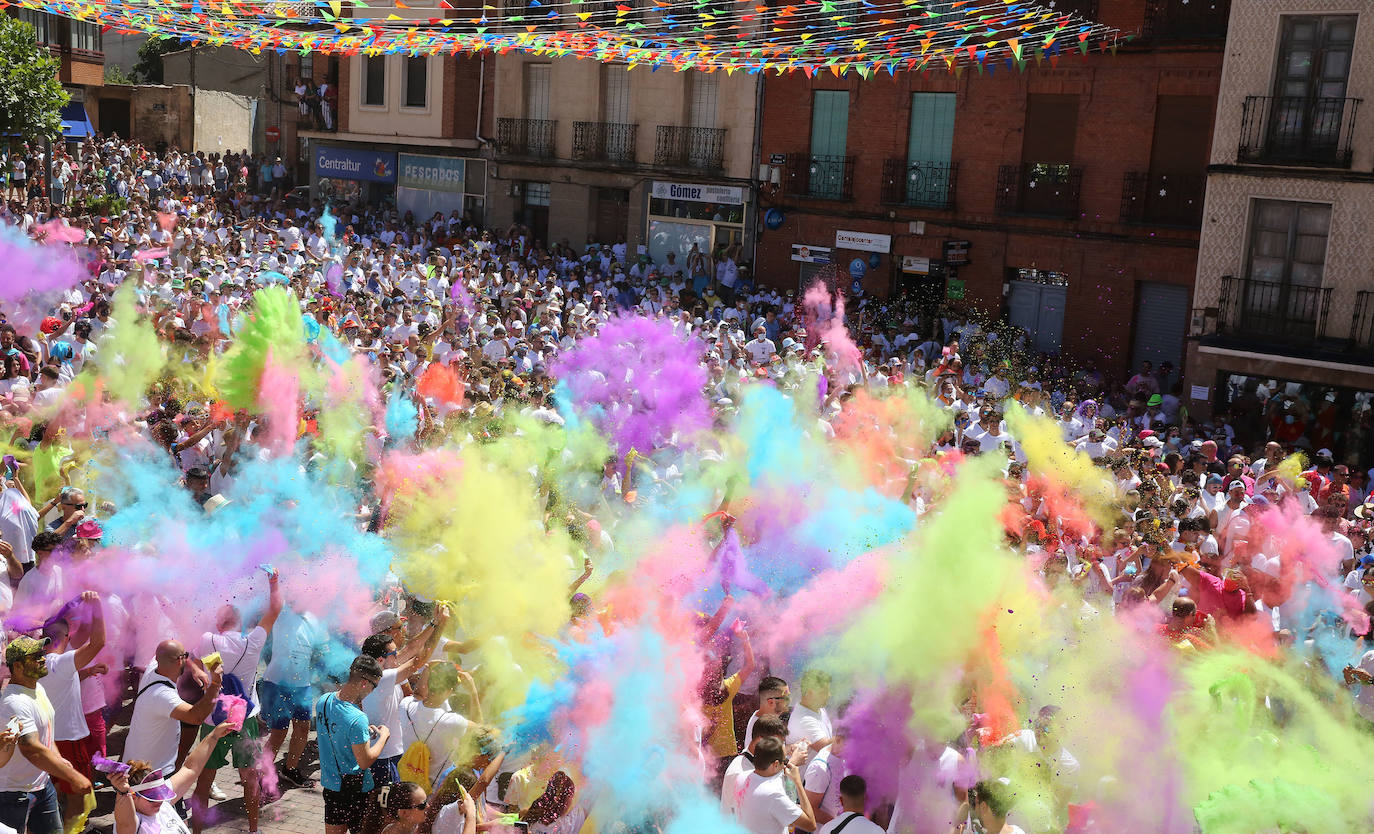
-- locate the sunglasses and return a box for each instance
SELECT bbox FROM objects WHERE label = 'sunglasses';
[64,502,88,509]
[175,652,190,661]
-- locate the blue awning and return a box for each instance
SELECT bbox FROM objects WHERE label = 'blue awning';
[59,101,94,139]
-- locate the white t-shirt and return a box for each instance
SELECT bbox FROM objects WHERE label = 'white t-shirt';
[786,704,832,766]
[738,771,803,834]
[0,683,56,792]
[263,611,318,687]
[432,801,466,834]
[42,650,88,741]
[818,812,884,834]
[0,487,39,566]
[362,668,405,759]
[199,626,268,720]
[720,753,755,817]
[530,806,588,834]
[802,747,843,819]
[136,799,190,834]
[124,670,187,775]
[398,696,470,783]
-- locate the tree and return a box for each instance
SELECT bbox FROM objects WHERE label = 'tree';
[0,14,68,141]
[132,35,182,84]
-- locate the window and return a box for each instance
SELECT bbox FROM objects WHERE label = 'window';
[524,182,551,206]
[69,20,101,53]
[1268,15,1357,160]
[523,63,551,120]
[686,71,718,128]
[1241,199,1331,338]
[363,56,386,107]
[903,92,955,205]
[300,53,315,83]
[16,10,51,45]
[1022,93,1078,164]
[1246,200,1330,288]
[404,56,428,108]
[807,90,850,199]
[600,64,630,124]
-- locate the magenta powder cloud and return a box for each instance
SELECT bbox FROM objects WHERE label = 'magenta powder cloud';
[553,314,709,457]
[0,222,89,302]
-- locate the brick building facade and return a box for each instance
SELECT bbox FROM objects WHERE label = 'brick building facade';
[753,0,1228,380]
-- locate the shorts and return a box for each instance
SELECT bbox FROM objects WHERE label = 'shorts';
[258,679,312,730]
[200,715,263,770]
[322,784,369,831]
[53,737,96,794]
[369,754,399,788]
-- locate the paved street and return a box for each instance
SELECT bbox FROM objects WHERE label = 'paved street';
[82,698,325,834]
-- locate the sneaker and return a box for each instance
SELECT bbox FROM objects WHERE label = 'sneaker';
[278,766,315,788]
[209,783,228,801]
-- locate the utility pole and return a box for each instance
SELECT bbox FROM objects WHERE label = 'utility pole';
[189,46,197,150]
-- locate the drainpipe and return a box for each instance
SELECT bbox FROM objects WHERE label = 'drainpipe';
[748,71,766,268]
[474,52,492,148]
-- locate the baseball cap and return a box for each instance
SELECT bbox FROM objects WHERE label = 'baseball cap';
[370,610,405,633]
[4,635,50,665]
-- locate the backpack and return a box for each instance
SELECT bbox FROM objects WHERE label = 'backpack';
[209,634,258,725]
[398,703,449,792]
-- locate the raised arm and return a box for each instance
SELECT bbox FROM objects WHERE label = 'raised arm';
[71,591,106,669]
[256,570,284,635]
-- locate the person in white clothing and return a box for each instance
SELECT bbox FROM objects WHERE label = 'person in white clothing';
[41,592,106,823]
[740,676,789,752]
[125,641,224,781]
[956,779,1026,834]
[721,714,789,818]
[398,663,480,788]
[815,775,884,834]
[802,741,845,826]
[737,737,816,834]
[190,570,283,834]
[360,604,450,787]
[109,722,235,834]
[0,635,91,834]
[787,670,835,767]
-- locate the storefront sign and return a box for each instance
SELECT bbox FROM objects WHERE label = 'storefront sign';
[944,239,971,265]
[902,256,930,275]
[835,230,891,253]
[398,153,466,192]
[650,181,745,205]
[791,244,830,263]
[315,146,396,183]
[946,278,966,300]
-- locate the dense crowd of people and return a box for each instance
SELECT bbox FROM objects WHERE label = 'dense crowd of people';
[0,133,1368,834]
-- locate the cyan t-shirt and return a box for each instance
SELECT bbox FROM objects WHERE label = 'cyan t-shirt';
[315,692,372,792]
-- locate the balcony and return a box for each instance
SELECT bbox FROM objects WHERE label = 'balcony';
[496,118,556,159]
[1141,0,1229,41]
[654,126,726,173]
[573,121,638,165]
[880,159,957,210]
[782,154,856,201]
[1237,96,1360,168]
[1352,291,1374,350]
[1119,172,1205,227]
[1215,275,1331,344]
[996,163,1083,219]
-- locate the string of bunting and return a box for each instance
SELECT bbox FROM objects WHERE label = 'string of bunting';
[0,0,1125,75]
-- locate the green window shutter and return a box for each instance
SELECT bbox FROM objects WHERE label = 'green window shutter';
[809,91,850,158]
[907,92,954,165]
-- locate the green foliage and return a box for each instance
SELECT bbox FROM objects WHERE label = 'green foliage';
[0,15,68,141]
[104,64,137,85]
[83,194,128,216]
[133,35,181,84]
